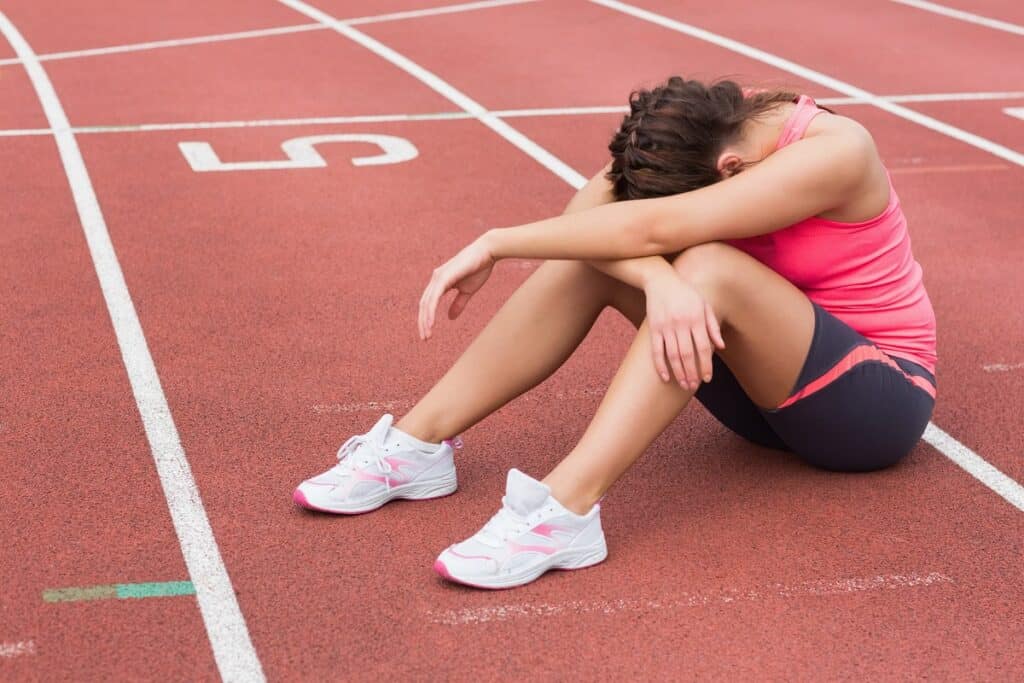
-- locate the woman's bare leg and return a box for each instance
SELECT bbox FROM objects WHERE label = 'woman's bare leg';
[543,242,815,513]
[396,168,643,443]
[395,260,643,443]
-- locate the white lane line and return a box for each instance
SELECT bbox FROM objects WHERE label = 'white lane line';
[0,0,538,67]
[592,0,1024,513]
[0,11,265,683]
[0,111,477,137]
[0,640,36,659]
[429,572,955,624]
[591,0,1024,168]
[0,23,324,66]
[923,424,1024,512]
[0,90,1022,140]
[346,0,539,25]
[890,0,1024,37]
[5,90,1022,139]
[883,91,1024,103]
[274,0,589,188]
[982,361,1024,372]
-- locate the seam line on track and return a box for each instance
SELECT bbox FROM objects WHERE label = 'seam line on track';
[276,0,1024,515]
[890,0,1024,36]
[0,11,266,682]
[591,0,1024,168]
[2,90,1024,138]
[0,0,539,67]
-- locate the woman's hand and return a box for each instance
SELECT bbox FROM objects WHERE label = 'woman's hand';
[643,270,726,390]
[418,235,497,340]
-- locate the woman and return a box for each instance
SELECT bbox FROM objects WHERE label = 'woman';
[294,76,937,590]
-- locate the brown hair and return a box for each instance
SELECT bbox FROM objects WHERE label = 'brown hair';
[607,76,797,201]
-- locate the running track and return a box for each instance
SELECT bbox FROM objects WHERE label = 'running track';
[1,0,1022,680]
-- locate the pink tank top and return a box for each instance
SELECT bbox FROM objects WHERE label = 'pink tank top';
[728,95,937,374]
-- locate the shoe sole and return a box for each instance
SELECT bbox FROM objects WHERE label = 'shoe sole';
[434,542,608,590]
[293,471,458,514]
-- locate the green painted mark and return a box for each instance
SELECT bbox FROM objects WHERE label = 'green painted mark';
[116,581,194,599]
[43,581,194,603]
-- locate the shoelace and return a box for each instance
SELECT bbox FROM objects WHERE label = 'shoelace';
[477,499,530,547]
[334,434,394,491]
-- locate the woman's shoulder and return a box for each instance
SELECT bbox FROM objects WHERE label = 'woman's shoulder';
[805,109,878,158]
[804,110,891,223]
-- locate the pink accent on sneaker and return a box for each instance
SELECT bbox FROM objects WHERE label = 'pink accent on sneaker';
[506,542,557,556]
[434,559,453,580]
[530,523,570,538]
[383,456,415,471]
[354,471,388,484]
[448,548,495,561]
[443,435,464,450]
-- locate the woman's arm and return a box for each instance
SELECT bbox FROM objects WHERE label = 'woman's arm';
[484,132,872,262]
[566,164,679,290]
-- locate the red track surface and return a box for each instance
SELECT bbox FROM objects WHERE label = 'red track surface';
[2,0,1022,680]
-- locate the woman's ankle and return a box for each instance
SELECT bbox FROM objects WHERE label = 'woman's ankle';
[544,477,602,516]
[393,415,446,445]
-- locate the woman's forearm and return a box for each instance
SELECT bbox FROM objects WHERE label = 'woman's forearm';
[484,199,664,262]
[587,255,677,290]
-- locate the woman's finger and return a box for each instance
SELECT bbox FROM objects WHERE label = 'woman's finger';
[691,324,714,383]
[426,282,441,337]
[663,328,687,387]
[650,330,670,382]
[418,280,432,339]
[675,326,698,390]
[420,276,439,339]
[705,301,726,349]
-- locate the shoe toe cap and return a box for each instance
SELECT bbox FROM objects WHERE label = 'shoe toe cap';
[436,545,500,581]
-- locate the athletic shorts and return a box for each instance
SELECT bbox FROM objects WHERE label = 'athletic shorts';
[694,303,936,472]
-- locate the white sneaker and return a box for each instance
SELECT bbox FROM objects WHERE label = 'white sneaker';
[434,468,607,589]
[293,414,459,514]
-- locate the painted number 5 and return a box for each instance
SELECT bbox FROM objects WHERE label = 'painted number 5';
[178,134,418,172]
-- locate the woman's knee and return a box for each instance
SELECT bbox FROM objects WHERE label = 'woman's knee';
[670,242,738,287]
[669,242,745,306]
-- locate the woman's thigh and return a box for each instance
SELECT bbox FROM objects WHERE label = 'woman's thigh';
[672,242,816,409]
[761,305,935,471]
[696,303,936,471]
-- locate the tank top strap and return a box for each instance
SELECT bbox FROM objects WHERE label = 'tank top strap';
[775,95,825,150]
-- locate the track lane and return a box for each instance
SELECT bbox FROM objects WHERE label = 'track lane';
[892,0,1024,32]
[623,0,1024,94]
[911,97,1024,154]
[358,0,844,110]
[315,0,488,17]
[0,61,48,129]
[0,0,303,55]
[41,28,456,127]
[0,135,217,681]
[960,0,1024,24]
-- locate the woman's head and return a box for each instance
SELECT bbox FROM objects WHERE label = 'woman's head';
[606,76,796,201]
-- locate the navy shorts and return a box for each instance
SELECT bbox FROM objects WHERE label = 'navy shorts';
[695,304,936,472]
